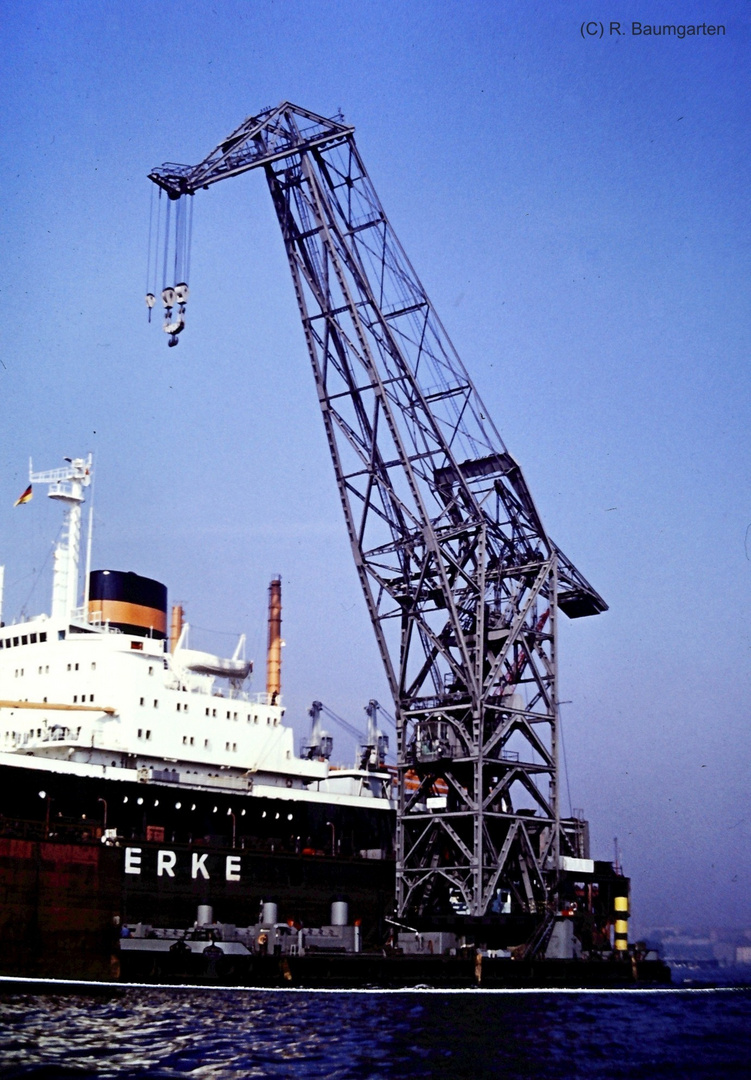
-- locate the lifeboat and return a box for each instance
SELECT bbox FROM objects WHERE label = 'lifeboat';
[175,648,252,680]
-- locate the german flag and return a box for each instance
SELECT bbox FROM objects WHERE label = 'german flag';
[14,484,32,507]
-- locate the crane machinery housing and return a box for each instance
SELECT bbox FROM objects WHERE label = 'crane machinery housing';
[148,102,611,947]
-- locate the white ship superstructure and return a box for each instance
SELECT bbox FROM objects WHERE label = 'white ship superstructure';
[0,458,394,835]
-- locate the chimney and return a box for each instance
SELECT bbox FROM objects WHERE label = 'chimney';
[266,577,282,703]
[170,604,184,653]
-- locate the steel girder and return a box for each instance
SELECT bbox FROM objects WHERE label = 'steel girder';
[149,103,606,922]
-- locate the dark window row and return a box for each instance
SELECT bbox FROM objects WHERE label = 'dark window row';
[0,631,47,649]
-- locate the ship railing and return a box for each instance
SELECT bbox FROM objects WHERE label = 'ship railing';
[10,726,82,749]
[71,607,123,633]
[43,726,70,742]
[248,692,281,706]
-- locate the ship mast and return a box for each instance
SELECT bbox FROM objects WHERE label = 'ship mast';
[29,456,93,622]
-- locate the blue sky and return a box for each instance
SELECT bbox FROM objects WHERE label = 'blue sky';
[1,0,749,930]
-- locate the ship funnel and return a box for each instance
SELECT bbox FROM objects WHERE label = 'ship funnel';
[88,571,167,639]
[266,577,282,704]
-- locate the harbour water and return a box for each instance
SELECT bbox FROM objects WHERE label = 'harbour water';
[0,984,749,1078]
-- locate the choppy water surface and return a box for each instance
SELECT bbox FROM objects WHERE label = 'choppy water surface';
[0,987,748,1079]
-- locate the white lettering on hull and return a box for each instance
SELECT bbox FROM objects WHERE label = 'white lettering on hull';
[124,847,142,875]
[157,850,177,877]
[123,847,278,884]
[192,852,210,879]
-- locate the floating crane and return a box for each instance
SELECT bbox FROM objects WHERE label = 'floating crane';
[148,103,607,932]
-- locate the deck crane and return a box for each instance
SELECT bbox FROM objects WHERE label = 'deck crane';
[302,699,389,769]
[148,103,607,933]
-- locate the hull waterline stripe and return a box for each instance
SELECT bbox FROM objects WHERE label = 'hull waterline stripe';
[0,974,731,995]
